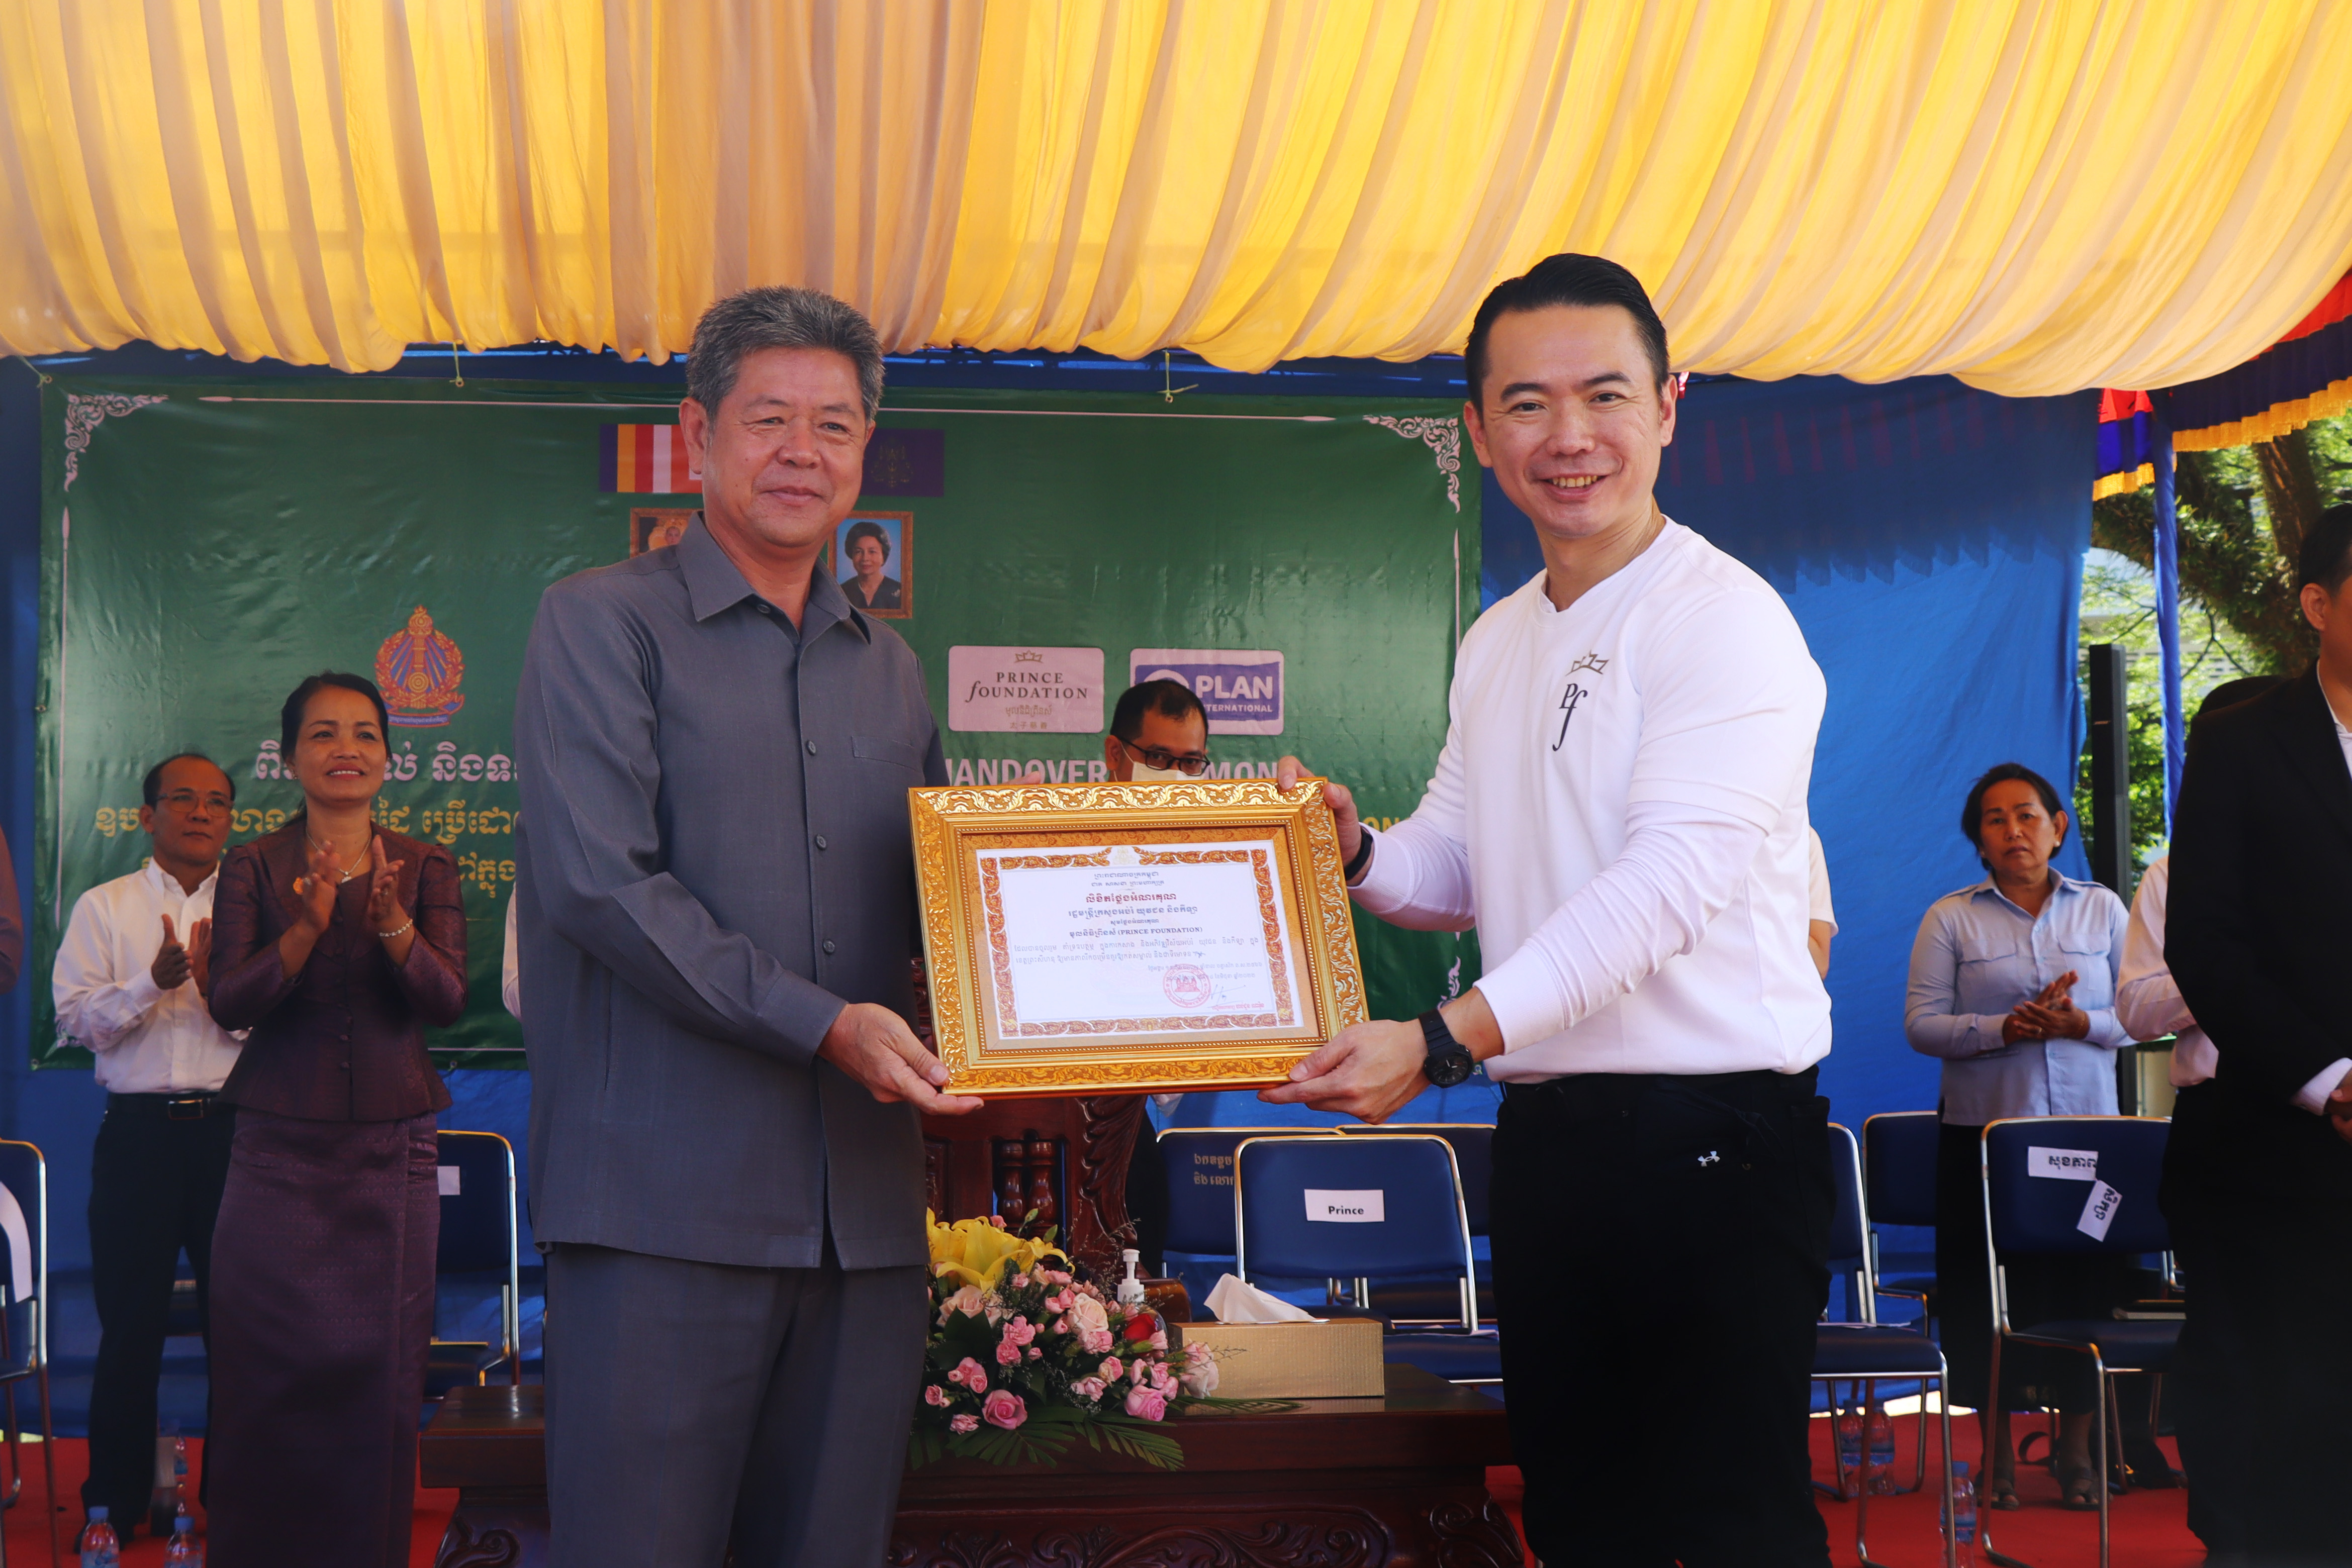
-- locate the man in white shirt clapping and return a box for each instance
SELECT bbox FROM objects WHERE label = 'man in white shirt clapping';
[1272,254,1833,1567]
[54,753,246,1537]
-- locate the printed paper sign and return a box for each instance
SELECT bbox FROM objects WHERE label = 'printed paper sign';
[438,1166,462,1196]
[1130,648,1285,735]
[948,646,1106,734]
[2029,1147,2101,1181]
[2077,1180,2122,1241]
[1304,1189,1385,1223]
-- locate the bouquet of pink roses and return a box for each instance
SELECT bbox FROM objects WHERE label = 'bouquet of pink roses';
[911,1212,1250,1470]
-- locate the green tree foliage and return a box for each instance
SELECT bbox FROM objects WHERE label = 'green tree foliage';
[2091,418,2352,673]
[2079,414,2352,872]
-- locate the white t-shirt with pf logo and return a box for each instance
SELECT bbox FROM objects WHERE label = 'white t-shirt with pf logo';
[1353,519,1830,1080]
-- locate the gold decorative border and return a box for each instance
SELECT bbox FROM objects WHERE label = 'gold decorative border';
[909,779,1367,1097]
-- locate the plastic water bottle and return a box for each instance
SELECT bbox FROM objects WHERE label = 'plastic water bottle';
[77,1506,120,1568]
[1833,1407,1864,1497]
[1942,1460,1978,1567]
[162,1512,203,1567]
[1865,1400,1896,1494]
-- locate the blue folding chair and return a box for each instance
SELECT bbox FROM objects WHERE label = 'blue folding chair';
[1158,1126,1335,1260]
[425,1131,522,1398]
[1981,1117,2177,1568]
[1335,1123,1494,1325]
[1812,1123,1957,1568]
[1233,1132,1499,1384]
[0,1140,58,1567]
[1862,1110,1941,1315]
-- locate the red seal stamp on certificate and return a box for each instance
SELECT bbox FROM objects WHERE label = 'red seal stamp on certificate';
[1162,963,1213,1009]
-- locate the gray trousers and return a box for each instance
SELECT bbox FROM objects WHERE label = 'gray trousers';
[544,1242,929,1567]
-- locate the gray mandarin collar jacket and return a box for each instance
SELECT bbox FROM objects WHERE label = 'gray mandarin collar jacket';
[514,516,947,1270]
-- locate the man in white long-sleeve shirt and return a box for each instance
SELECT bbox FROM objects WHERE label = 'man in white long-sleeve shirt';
[53,753,245,1536]
[1271,254,1833,1567]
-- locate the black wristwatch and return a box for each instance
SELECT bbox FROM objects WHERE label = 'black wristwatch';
[1418,1009,1475,1088]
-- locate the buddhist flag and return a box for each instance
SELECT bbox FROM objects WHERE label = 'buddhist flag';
[600,425,701,493]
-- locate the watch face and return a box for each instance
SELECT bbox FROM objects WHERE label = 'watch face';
[1426,1050,1475,1089]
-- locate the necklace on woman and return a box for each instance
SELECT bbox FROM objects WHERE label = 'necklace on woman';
[307,827,373,884]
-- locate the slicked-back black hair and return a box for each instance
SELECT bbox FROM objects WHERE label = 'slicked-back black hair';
[1465,253,1670,406]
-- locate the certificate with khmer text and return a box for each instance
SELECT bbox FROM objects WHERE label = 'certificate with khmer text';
[910,781,1364,1096]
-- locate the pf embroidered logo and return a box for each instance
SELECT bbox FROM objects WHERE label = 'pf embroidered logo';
[1552,652,1609,751]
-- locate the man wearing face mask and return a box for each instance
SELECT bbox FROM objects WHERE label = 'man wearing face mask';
[1103,679,1211,783]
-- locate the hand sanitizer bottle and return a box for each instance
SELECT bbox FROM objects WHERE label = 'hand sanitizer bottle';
[1117,1248,1147,1309]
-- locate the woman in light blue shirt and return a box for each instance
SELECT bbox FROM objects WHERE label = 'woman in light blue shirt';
[1906,763,2131,1511]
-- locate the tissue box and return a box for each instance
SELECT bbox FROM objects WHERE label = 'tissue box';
[1178,1319,1386,1399]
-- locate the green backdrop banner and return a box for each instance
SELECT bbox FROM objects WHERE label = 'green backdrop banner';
[37,377,1479,1070]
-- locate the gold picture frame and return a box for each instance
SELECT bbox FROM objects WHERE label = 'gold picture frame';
[910,778,1366,1097]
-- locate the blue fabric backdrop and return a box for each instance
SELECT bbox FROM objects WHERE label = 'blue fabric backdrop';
[1181,374,2097,1136]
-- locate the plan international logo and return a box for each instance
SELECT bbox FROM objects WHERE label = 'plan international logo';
[1129,649,1285,736]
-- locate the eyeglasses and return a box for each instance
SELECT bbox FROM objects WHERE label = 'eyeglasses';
[155,791,231,814]
[1116,738,1212,776]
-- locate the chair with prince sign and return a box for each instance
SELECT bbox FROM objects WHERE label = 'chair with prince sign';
[1233,1133,1499,1383]
[1980,1116,2178,1568]
[0,1138,57,1566]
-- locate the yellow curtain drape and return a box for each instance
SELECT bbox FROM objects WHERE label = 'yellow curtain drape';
[5,0,2350,392]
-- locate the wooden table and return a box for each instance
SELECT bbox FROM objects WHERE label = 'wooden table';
[422,1365,1524,1567]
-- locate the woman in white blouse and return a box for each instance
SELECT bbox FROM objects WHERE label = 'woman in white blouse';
[1906,763,2132,1510]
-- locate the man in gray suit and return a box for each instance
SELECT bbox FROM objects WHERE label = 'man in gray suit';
[515,285,979,1566]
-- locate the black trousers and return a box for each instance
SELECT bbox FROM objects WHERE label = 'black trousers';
[1492,1067,1834,1568]
[2160,1079,2352,1567]
[84,1095,234,1517]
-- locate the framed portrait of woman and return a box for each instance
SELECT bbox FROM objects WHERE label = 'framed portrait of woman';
[833,511,912,618]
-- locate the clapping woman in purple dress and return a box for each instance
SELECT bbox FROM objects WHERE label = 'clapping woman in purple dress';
[204,671,466,1567]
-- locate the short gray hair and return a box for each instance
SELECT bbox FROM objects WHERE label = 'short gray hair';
[685,286,885,420]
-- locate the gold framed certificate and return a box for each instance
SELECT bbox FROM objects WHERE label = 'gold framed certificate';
[909,778,1367,1097]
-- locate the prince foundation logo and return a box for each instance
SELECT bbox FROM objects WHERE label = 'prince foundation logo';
[374,605,466,727]
[1551,652,1609,751]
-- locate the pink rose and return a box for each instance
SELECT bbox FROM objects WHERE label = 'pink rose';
[1149,1362,1175,1394]
[950,1413,978,1434]
[1150,1330,1168,1351]
[1098,1356,1123,1383]
[937,1284,988,1323]
[1052,1317,1071,1335]
[1124,1384,1167,1421]
[1068,1295,1109,1336]
[1003,1315,1037,1347]
[1128,1358,1150,1384]
[923,1385,948,1407]
[1046,1289,1075,1314]
[1080,1328,1114,1355]
[982,1389,1026,1430]
[949,1357,987,1393]
[1071,1377,1106,1402]
[1026,1347,1041,1360]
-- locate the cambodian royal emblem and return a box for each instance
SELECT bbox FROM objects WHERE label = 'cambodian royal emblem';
[374,605,466,727]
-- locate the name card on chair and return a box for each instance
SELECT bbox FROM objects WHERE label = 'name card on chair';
[1304,1189,1384,1223]
[2028,1146,2099,1180]
[2077,1180,2123,1240]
